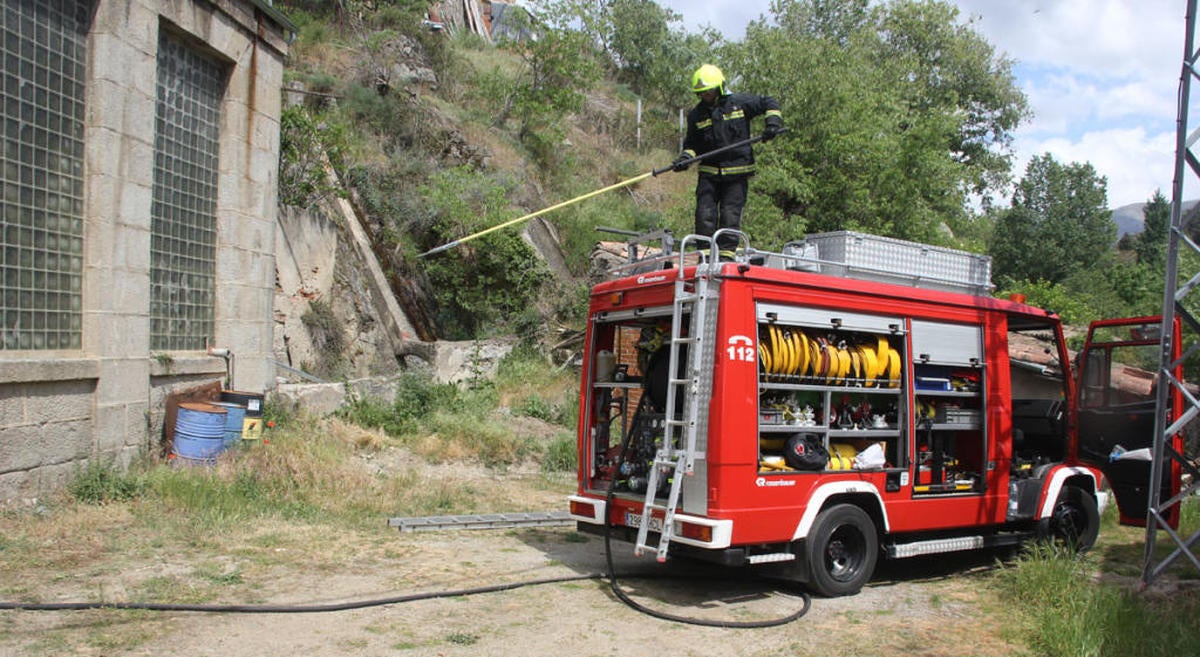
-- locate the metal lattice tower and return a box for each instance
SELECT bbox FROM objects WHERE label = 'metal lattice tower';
[1144,0,1200,586]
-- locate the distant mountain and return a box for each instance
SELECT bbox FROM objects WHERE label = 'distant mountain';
[1111,199,1199,238]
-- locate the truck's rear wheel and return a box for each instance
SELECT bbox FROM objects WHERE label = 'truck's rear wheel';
[805,504,878,597]
[1043,485,1100,551]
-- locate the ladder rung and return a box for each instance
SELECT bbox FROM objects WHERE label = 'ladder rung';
[657,450,700,462]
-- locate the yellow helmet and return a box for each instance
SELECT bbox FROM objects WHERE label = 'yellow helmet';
[691,64,725,94]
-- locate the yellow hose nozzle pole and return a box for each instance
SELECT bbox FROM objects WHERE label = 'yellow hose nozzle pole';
[419,171,653,257]
[418,132,778,258]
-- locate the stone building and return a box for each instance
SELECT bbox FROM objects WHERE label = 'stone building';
[0,0,295,500]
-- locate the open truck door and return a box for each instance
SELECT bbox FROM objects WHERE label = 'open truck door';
[1075,316,1184,528]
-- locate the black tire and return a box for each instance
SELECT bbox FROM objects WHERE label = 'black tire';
[805,504,878,597]
[1042,485,1100,551]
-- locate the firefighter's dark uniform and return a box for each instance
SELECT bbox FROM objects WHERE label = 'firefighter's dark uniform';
[679,92,783,250]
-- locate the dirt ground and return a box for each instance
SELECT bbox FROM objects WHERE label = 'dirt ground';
[6,532,1019,657]
[0,445,1027,657]
[2,522,1021,656]
[145,541,1016,657]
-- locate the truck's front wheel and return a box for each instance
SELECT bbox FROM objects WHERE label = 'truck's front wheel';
[1043,485,1100,551]
[805,504,878,597]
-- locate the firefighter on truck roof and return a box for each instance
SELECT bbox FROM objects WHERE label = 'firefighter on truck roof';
[672,64,784,254]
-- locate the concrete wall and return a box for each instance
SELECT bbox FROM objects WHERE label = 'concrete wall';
[0,0,291,502]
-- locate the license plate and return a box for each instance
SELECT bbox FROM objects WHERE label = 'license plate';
[625,512,663,532]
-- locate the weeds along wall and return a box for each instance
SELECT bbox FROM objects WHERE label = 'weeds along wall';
[0,0,293,501]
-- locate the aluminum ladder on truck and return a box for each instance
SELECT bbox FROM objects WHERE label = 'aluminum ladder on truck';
[633,233,734,562]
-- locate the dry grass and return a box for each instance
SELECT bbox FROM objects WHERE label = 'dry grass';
[322,416,387,451]
[0,504,135,595]
[410,430,476,462]
[459,119,526,174]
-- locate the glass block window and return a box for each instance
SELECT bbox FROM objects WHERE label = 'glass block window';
[150,31,226,351]
[0,0,89,351]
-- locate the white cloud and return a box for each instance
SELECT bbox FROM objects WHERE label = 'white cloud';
[1016,127,1179,208]
[955,0,1180,80]
[1096,81,1175,123]
[958,0,1185,206]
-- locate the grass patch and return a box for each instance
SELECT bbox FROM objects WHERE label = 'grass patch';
[136,575,217,604]
[496,347,579,427]
[338,354,579,470]
[995,541,1200,656]
[540,432,577,473]
[445,632,479,646]
[84,615,163,654]
[194,563,244,586]
[198,433,407,525]
[48,409,547,544]
[67,459,146,504]
[994,498,1200,656]
[413,407,543,468]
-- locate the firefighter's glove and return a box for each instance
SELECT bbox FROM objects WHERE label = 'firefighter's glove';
[671,154,691,172]
[762,120,785,142]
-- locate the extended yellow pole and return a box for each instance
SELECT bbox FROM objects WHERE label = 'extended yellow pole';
[419,171,654,257]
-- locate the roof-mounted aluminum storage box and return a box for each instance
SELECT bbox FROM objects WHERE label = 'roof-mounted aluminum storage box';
[780,231,993,296]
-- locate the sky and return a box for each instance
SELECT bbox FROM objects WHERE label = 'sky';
[656,0,1194,209]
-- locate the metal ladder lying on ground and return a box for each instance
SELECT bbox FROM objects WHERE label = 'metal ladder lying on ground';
[633,232,738,562]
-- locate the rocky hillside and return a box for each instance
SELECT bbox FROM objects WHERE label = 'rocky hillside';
[270,16,688,383]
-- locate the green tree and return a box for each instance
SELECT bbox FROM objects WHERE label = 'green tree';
[1100,261,1162,317]
[771,0,871,44]
[990,153,1115,287]
[606,0,674,87]
[539,0,715,111]
[490,12,601,161]
[726,0,1028,247]
[278,105,348,208]
[1136,189,1171,267]
[874,1,1027,198]
[995,279,1096,325]
[537,0,612,50]
[604,0,716,107]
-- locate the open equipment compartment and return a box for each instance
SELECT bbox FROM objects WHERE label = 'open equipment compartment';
[755,304,906,474]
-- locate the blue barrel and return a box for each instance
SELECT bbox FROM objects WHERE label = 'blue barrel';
[173,402,228,464]
[210,401,247,448]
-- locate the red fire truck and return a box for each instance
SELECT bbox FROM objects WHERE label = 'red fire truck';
[567,230,1184,596]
